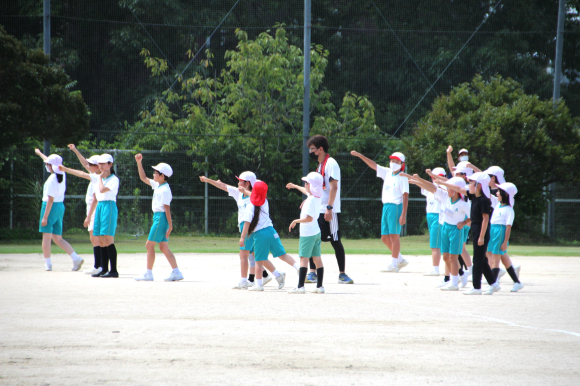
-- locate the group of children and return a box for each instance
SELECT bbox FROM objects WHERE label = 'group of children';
[35,140,523,295]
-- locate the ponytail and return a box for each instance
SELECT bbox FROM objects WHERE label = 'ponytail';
[248,205,261,233]
[499,188,510,206]
[56,174,64,183]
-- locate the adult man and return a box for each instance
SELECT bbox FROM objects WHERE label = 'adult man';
[305,135,354,284]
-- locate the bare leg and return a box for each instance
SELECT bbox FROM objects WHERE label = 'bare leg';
[299,256,309,268]
[390,234,401,258]
[255,261,264,280]
[52,234,75,256]
[145,240,156,270]
[261,259,276,273]
[461,244,472,268]
[159,242,177,269]
[89,231,99,247]
[239,250,250,278]
[312,256,323,269]
[381,234,393,252]
[500,253,513,268]
[449,254,459,276]
[431,248,441,267]
[42,233,52,259]
[277,253,296,268]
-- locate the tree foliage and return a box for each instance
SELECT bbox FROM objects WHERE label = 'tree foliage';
[404,74,580,227]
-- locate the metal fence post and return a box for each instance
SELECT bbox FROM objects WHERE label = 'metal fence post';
[10,158,14,230]
[205,156,209,235]
[302,0,312,190]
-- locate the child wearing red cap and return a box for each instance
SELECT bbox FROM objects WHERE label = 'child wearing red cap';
[239,181,298,291]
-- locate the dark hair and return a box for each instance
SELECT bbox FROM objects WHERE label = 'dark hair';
[499,188,510,205]
[56,173,63,183]
[248,206,261,233]
[489,174,497,183]
[160,173,170,182]
[108,162,115,175]
[307,135,329,153]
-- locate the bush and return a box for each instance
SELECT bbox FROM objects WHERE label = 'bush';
[0,229,42,241]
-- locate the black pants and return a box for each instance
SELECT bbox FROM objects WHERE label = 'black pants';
[471,226,495,290]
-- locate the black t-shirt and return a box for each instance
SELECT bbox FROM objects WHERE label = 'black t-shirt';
[466,192,492,230]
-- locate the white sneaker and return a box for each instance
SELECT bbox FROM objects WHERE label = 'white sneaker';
[263,275,273,286]
[248,284,264,291]
[45,264,52,271]
[511,282,524,292]
[247,281,255,287]
[397,258,409,270]
[468,275,473,282]
[423,270,440,276]
[84,267,102,275]
[463,288,483,295]
[310,286,325,294]
[484,284,501,295]
[72,258,84,271]
[497,268,506,283]
[135,273,153,281]
[288,287,305,294]
[381,264,399,273]
[441,284,459,291]
[460,273,468,288]
[275,272,286,289]
[514,264,521,278]
[164,271,184,282]
[435,280,449,288]
[232,280,249,289]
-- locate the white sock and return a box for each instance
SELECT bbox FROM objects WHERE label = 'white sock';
[392,258,398,266]
[433,266,440,274]
[398,253,403,263]
[146,269,153,275]
[492,282,499,287]
[45,258,52,265]
[272,270,281,278]
[241,278,247,283]
[172,268,180,274]
[71,252,80,261]
[293,263,299,271]
[451,275,459,286]
[257,279,263,286]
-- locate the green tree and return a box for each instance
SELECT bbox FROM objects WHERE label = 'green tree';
[404,74,580,229]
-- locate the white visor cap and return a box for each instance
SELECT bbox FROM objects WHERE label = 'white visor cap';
[431,167,446,177]
[152,163,173,178]
[467,172,491,199]
[98,154,114,164]
[483,166,506,184]
[454,161,473,176]
[236,171,257,187]
[301,172,324,198]
[497,182,518,207]
[45,154,64,174]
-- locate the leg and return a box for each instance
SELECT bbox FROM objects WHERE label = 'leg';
[278,253,297,269]
[312,256,324,289]
[239,250,250,278]
[159,242,177,269]
[381,234,393,252]
[461,244,472,268]
[431,248,441,267]
[145,240,157,270]
[390,234,401,258]
[449,254,459,276]
[51,234,75,256]
[255,261,264,280]
[42,233,52,259]
[330,239,345,273]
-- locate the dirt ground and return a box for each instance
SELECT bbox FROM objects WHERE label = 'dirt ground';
[1,251,579,385]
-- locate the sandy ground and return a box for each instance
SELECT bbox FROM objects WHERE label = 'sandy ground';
[1,251,580,386]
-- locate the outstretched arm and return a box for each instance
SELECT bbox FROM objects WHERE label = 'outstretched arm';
[446,145,456,172]
[407,173,437,193]
[466,162,482,173]
[34,148,48,162]
[286,183,307,195]
[350,151,377,171]
[135,154,151,186]
[199,176,228,192]
[60,165,91,181]
[436,179,468,196]
[426,169,449,182]
[68,144,90,172]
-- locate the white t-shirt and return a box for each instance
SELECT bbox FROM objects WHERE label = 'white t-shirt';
[150,180,172,213]
[421,188,441,214]
[241,199,273,233]
[316,157,341,213]
[299,195,322,237]
[85,175,96,207]
[226,185,252,227]
[376,165,409,204]
[90,174,119,202]
[434,189,471,226]
[490,197,515,226]
[42,173,66,202]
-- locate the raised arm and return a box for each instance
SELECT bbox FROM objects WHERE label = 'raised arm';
[407,173,437,193]
[199,176,228,192]
[426,169,449,182]
[68,144,90,172]
[465,162,482,173]
[436,179,468,196]
[446,145,456,172]
[286,183,307,195]
[60,165,91,181]
[135,154,151,186]
[34,148,48,162]
[350,151,377,171]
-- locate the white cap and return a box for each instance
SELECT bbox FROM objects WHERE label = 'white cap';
[236,171,257,187]
[497,182,518,207]
[458,148,469,154]
[44,154,64,175]
[98,154,114,164]
[431,167,446,177]
[389,152,405,163]
[301,172,324,198]
[467,172,491,199]
[87,155,100,165]
[447,176,467,190]
[454,161,473,176]
[152,163,173,178]
[483,166,506,184]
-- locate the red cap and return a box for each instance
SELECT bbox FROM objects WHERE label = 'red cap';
[250,181,268,206]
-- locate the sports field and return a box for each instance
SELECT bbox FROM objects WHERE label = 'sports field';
[1,248,579,385]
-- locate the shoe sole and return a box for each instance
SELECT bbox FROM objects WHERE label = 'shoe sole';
[338,280,353,284]
[164,277,184,282]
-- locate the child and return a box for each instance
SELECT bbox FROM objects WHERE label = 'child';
[239,181,298,291]
[134,154,183,282]
[60,144,103,275]
[421,167,446,276]
[34,149,84,271]
[86,154,120,278]
[286,172,325,294]
[199,172,272,288]
[488,183,523,293]
[350,151,409,272]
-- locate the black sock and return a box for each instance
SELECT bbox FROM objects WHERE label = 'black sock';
[248,274,255,282]
[492,268,500,282]
[298,267,307,288]
[330,240,346,272]
[100,246,109,273]
[316,267,324,288]
[93,246,102,269]
[458,268,464,276]
[309,258,316,270]
[262,270,269,278]
[444,275,450,282]
[108,244,118,274]
[458,256,466,270]
[506,265,520,283]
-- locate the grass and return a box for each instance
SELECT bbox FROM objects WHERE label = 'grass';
[1,234,579,256]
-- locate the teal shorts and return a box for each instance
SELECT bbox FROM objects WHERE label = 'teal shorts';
[488,224,509,255]
[440,222,463,255]
[39,201,65,235]
[93,201,118,237]
[299,233,322,258]
[148,212,169,243]
[426,213,440,249]
[462,225,471,244]
[381,203,402,235]
[239,223,255,252]
[252,226,286,262]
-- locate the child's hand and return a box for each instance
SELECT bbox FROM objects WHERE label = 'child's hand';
[350,150,361,157]
[135,153,143,162]
[41,218,48,227]
[289,220,298,232]
[166,225,172,239]
[286,183,296,190]
[457,221,464,230]
[500,242,508,251]
[478,236,484,246]
[68,144,77,151]
[239,237,245,248]
[35,148,42,155]
[425,169,432,174]
[199,176,208,182]
[84,217,90,228]
[399,215,406,226]
[447,145,453,153]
